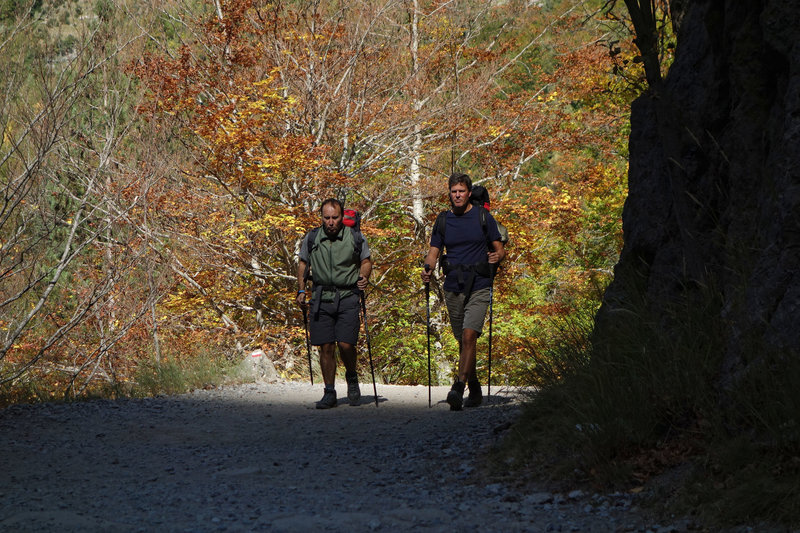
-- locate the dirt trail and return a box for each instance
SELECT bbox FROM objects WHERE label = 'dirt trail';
[1,381,661,532]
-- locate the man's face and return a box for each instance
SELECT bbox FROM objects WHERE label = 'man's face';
[322,203,343,236]
[449,182,471,210]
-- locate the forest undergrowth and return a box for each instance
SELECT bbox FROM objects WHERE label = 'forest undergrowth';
[494,286,800,529]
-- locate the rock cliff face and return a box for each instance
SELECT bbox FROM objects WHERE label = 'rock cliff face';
[594,1,800,386]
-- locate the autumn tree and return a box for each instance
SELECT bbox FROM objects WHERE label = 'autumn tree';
[0,0,638,402]
[130,0,636,385]
[133,1,524,375]
[0,0,178,401]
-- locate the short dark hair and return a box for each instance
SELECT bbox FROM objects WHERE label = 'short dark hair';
[448,173,472,191]
[320,198,343,216]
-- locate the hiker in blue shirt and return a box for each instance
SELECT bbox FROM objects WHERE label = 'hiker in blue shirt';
[421,173,505,410]
[297,198,372,409]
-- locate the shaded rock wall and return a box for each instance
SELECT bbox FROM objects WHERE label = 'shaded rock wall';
[595,1,800,384]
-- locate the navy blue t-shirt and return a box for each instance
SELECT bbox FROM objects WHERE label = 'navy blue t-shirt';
[430,206,502,293]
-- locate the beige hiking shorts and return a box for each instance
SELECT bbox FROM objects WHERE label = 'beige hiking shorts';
[444,287,492,341]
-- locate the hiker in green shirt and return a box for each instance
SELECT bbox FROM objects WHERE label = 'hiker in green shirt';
[297,198,372,409]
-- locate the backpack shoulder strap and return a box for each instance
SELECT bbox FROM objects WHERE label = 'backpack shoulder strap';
[351,227,364,259]
[306,226,321,255]
[478,206,491,250]
[433,211,448,250]
[303,227,322,283]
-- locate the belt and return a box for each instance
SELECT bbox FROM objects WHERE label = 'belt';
[311,283,359,317]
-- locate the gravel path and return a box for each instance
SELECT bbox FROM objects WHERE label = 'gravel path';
[1,381,686,532]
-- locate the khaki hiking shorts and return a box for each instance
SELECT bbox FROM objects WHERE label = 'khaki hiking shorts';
[444,287,491,341]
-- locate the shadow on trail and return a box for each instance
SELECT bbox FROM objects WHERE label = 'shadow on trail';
[0,383,526,532]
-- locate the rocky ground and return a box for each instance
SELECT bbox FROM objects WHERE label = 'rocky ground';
[1,381,711,532]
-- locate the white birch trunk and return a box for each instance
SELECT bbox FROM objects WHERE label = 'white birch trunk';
[409,0,425,227]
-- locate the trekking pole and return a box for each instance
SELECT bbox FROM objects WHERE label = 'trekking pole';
[424,264,432,408]
[488,265,497,403]
[487,282,493,403]
[359,290,379,407]
[301,305,314,385]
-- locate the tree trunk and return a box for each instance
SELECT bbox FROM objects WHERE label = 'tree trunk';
[409,0,425,230]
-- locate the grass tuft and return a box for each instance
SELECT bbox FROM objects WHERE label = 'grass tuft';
[131,350,239,397]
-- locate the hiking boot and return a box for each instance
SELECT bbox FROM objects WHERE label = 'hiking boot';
[316,388,337,409]
[463,379,483,408]
[346,372,361,406]
[447,381,465,411]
